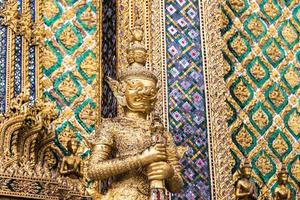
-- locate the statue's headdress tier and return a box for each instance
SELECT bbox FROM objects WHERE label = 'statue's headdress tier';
[119,14,158,83]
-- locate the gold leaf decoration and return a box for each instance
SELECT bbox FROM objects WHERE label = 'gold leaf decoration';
[248,18,264,37]
[272,134,288,156]
[252,107,269,130]
[263,0,279,20]
[43,0,60,21]
[255,153,273,175]
[236,126,253,149]
[79,104,95,128]
[233,80,251,103]
[59,26,78,49]
[281,23,298,45]
[287,111,300,135]
[265,42,281,62]
[269,87,285,107]
[58,76,77,100]
[231,35,247,56]
[291,159,300,181]
[284,68,299,88]
[250,60,265,81]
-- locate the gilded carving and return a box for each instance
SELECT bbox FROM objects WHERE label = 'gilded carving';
[231,35,248,56]
[19,10,32,42]
[85,19,184,200]
[273,165,292,200]
[235,160,258,200]
[0,0,18,32]
[0,92,88,199]
[59,26,79,49]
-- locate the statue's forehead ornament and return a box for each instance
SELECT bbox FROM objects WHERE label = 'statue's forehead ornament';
[119,17,158,83]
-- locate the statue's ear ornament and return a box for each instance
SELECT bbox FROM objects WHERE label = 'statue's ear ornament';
[106,77,127,106]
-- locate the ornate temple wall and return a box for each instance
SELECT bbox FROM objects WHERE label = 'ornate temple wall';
[41,0,100,155]
[0,0,299,199]
[222,0,300,198]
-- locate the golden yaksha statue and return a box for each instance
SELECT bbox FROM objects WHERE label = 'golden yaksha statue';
[235,160,258,200]
[87,19,183,200]
[273,165,292,200]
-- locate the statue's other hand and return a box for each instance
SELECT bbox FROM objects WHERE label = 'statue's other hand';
[140,143,167,165]
[146,161,174,181]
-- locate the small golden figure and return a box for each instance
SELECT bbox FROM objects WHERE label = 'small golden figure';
[60,138,83,178]
[87,17,183,200]
[273,165,292,200]
[235,160,258,200]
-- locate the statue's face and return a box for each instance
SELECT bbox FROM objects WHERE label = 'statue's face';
[124,78,157,113]
[69,140,79,154]
[242,166,252,178]
[279,173,288,183]
[133,50,146,64]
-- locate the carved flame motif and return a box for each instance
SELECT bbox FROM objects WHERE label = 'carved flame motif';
[250,60,266,81]
[0,0,19,32]
[59,26,78,49]
[234,80,251,103]
[248,18,264,37]
[263,0,279,20]
[284,68,299,88]
[231,35,247,56]
[19,10,33,42]
[236,126,253,149]
[287,111,300,136]
[265,42,282,62]
[268,86,285,107]
[43,0,60,21]
[252,108,269,130]
[255,153,273,175]
[58,76,78,101]
[272,134,288,156]
[281,23,298,44]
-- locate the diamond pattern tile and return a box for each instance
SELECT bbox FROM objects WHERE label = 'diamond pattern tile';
[223,0,300,195]
[165,0,210,199]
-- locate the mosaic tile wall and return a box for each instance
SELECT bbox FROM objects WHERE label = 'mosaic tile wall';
[0,16,6,113]
[222,0,299,198]
[101,0,117,118]
[42,0,99,156]
[165,0,211,199]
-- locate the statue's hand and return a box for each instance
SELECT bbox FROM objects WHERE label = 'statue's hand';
[140,143,167,165]
[146,161,174,181]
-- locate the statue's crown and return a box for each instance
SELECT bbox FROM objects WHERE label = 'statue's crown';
[119,16,157,83]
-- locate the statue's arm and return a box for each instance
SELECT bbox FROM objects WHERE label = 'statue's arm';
[235,183,250,198]
[165,132,184,193]
[88,143,164,180]
[88,145,142,180]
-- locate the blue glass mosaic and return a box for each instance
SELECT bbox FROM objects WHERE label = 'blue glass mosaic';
[165,0,211,199]
[14,36,22,96]
[0,19,7,113]
[28,44,35,103]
